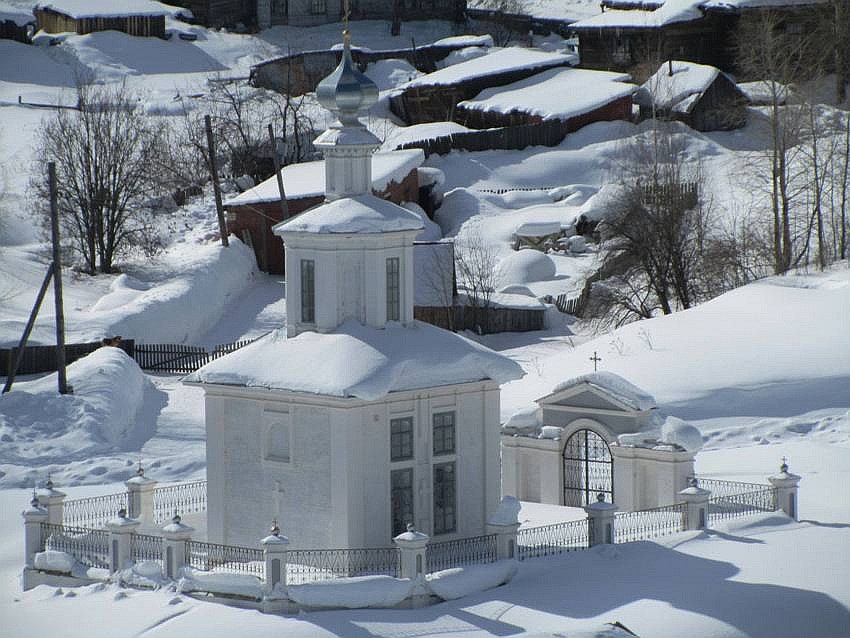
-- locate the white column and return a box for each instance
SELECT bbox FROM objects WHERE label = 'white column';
[584,493,617,546]
[262,520,289,592]
[768,459,802,521]
[107,509,141,573]
[37,478,66,525]
[23,494,49,568]
[161,514,194,579]
[126,465,157,528]
[679,478,710,531]
[487,496,521,560]
[394,525,430,608]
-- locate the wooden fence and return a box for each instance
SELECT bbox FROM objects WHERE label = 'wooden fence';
[397,120,571,158]
[414,304,544,334]
[1,340,135,378]
[1,338,255,378]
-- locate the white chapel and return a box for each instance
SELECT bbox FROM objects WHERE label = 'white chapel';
[185,34,524,549]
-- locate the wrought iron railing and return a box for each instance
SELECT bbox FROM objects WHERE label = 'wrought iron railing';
[41,522,110,570]
[130,532,163,566]
[286,547,401,585]
[185,539,264,578]
[708,487,778,525]
[614,502,687,543]
[154,480,207,524]
[696,477,773,500]
[425,534,498,573]
[517,519,590,560]
[62,491,129,529]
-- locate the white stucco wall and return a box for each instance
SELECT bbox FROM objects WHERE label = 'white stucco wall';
[203,380,501,549]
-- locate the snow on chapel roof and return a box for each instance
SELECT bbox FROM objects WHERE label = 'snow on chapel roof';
[273,194,424,235]
[547,371,656,411]
[185,321,524,400]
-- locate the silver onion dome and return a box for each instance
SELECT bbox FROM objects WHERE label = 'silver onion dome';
[316,31,378,126]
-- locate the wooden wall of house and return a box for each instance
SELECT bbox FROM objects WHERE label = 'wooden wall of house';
[167,0,255,28]
[688,74,747,131]
[389,58,573,124]
[226,168,421,274]
[0,19,31,42]
[35,8,166,37]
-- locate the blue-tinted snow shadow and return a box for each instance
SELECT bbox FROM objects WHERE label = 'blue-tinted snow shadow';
[661,375,850,420]
[300,539,850,637]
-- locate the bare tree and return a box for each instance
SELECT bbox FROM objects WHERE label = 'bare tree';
[454,231,497,333]
[30,82,167,274]
[417,240,457,331]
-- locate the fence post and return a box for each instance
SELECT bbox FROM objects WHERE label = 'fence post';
[23,492,48,568]
[679,478,710,531]
[394,525,430,608]
[107,508,140,573]
[768,459,802,521]
[487,495,521,560]
[126,462,157,527]
[36,477,66,525]
[262,520,289,593]
[584,493,618,546]
[161,514,193,579]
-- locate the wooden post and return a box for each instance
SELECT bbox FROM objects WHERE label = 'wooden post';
[2,263,54,394]
[48,162,69,395]
[204,115,229,248]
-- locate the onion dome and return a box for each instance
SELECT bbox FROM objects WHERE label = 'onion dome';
[316,31,379,126]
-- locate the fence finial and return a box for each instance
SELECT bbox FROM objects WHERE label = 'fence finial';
[118,507,127,518]
[406,523,415,533]
[46,473,53,490]
[596,492,606,503]
[688,476,698,488]
[780,456,789,473]
[136,457,144,477]
[271,519,280,536]
[31,487,39,508]
[172,513,182,525]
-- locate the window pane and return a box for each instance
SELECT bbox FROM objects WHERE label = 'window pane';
[391,468,414,536]
[390,417,413,461]
[433,411,455,455]
[301,259,315,323]
[386,257,400,322]
[433,462,456,535]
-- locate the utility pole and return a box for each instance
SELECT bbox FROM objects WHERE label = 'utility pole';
[266,123,289,273]
[48,162,70,395]
[205,114,229,247]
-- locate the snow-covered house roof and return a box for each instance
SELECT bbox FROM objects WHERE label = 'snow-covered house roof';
[634,60,720,114]
[400,48,573,89]
[543,371,657,411]
[701,0,829,9]
[457,67,635,122]
[0,2,34,25]
[34,0,175,18]
[184,321,524,401]
[272,194,424,235]
[571,0,704,28]
[225,150,424,207]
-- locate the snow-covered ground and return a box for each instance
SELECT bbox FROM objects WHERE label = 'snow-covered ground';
[1,11,849,638]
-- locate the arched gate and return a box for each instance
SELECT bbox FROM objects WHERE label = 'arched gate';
[562,429,613,507]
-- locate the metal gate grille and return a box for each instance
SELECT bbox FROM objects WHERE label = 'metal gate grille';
[563,429,613,506]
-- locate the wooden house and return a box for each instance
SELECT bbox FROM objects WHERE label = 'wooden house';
[33,0,173,38]
[388,47,574,125]
[571,0,832,77]
[224,150,424,274]
[634,60,747,131]
[455,66,635,130]
[0,3,34,42]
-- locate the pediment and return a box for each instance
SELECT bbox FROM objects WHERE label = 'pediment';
[538,384,638,415]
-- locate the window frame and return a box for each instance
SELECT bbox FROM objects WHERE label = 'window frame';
[386,256,400,322]
[390,416,414,462]
[433,461,456,535]
[390,467,414,537]
[432,411,455,456]
[310,0,326,14]
[300,259,315,324]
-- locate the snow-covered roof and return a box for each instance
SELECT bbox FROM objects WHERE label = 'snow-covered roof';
[184,320,524,401]
[702,0,828,8]
[34,0,173,18]
[273,194,424,235]
[0,2,34,25]
[401,48,572,89]
[571,0,703,28]
[546,371,656,411]
[225,150,424,207]
[458,67,635,122]
[635,60,720,113]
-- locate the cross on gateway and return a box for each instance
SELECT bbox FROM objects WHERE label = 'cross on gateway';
[590,351,602,372]
[342,0,351,30]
